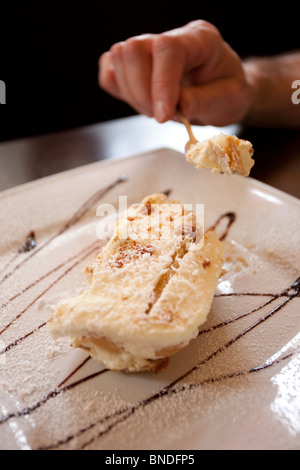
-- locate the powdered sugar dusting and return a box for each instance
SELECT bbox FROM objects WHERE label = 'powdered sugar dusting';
[0,149,299,450]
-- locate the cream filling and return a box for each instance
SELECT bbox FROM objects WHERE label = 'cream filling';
[49,194,224,372]
[50,231,223,368]
[186,133,254,176]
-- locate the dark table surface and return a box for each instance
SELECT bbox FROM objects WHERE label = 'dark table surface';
[0,115,299,199]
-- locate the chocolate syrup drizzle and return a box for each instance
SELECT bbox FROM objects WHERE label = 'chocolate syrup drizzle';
[208,212,236,240]
[18,231,37,253]
[0,190,299,450]
[0,231,37,280]
[0,241,102,347]
[0,176,127,287]
[0,242,100,312]
[64,349,300,451]
[37,274,299,451]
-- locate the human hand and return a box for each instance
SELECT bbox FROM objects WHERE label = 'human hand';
[98,20,254,126]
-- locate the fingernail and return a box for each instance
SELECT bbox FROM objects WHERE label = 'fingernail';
[155,101,168,122]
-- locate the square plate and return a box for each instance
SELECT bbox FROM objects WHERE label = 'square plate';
[0,148,299,450]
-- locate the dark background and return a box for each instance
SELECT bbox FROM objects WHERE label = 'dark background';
[0,1,299,142]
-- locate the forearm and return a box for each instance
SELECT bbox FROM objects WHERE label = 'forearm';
[243,52,300,128]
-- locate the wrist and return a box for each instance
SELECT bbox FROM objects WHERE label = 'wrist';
[242,57,276,126]
[241,54,300,128]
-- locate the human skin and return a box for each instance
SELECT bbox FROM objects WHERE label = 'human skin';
[99,20,300,128]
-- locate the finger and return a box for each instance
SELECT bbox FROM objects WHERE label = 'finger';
[120,36,154,116]
[180,78,246,127]
[98,51,122,100]
[151,33,185,122]
[150,20,220,123]
[110,42,134,106]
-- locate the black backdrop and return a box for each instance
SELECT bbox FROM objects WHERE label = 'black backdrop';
[0,1,299,141]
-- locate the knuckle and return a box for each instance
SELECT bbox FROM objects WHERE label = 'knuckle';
[152,32,180,55]
[110,42,124,60]
[124,34,155,56]
[124,36,141,55]
[199,21,222,47]
[201,20,219,33]
[98,51,109,67]
[187,19,220,36]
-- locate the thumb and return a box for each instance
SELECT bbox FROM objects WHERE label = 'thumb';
[179,78,242,127]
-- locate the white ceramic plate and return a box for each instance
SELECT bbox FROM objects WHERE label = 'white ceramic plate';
[0,148,299,450]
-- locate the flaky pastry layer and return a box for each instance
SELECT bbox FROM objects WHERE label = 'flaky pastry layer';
[186,133,254,176]
[49,193,224,372]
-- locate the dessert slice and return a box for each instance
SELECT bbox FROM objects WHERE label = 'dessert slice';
[49,193,224,373]
[186,133,254,176]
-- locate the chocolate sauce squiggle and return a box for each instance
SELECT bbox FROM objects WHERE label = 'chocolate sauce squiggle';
[215,277,300,298]
[0,208,236,344]
[41,276,300,450]
[1,275,298,442]
[18,231,37,253]
[207,212,236,240]
[42,348,299,451]
[0,232,37,279]
[0,241,102,342]
[79,349,299,450]
[0,321,48,356]
[0,176,127,287]
[202,276,300,335]
[0,208,238,414]
[199,296,277,336]
[169,295,293,389]
[0,290,271,422]
[0,242,101,312]
[0,202,298,451]
[57,357,92,388]
[0,232,36,281]
[0,368,108,425]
